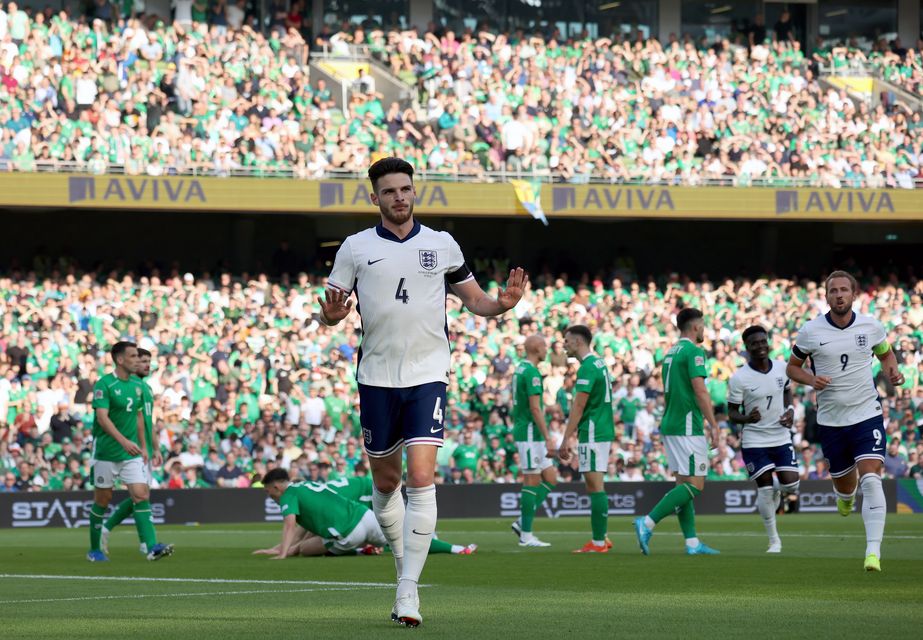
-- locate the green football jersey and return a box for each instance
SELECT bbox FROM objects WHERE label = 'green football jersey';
[322,476,373,505]
[452,444,480,471]
[278,482,366,539]
[660,338,708,436]
[134,376,155,457]
[574,354,614,443]
[91,373,144,462]
[512,361,544,442]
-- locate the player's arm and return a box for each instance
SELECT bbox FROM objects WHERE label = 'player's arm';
[255,525,310,555]
[450,268,527,317]
[786,351,830,390]
[873,341,905,386]
[557,391,588,463]
[690,377,719,446]
[317,240,355,326]
[136,410,148,463]
[95,408,142,457]
[272,514,300,560]
[529,395,555,457]
[781,384,795,428]
[726,377,759,425]
[727,402,759,425]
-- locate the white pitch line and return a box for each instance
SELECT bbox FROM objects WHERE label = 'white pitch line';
[438,531,923,540]
[0,574,395,587]
[0,586,378,606]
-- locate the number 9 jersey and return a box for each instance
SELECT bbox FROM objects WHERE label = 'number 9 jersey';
[326,220,474,388]
[791,311,887,427]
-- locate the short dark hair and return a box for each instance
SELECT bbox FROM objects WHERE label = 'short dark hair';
[676,308,703,331]
[824,270,858,293]
[741,325,768,344]
[111,341,137,362]
[137,348,152,359]
[262,468,290,485]
[564,324,593,345]
[368,157,414,192]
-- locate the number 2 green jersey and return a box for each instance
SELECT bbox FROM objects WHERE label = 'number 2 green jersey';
[660,338,708,436]
[575,354,614,443]
[319,476,373,506]
[279,482,366,539]
[512,361,544,442]
[91,372,144,462]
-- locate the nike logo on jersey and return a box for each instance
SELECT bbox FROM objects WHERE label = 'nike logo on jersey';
[367,258,386,265]
[872,447,884,452]
[430,426,443,434]
[412,529,432,536]
[819,341,832,346]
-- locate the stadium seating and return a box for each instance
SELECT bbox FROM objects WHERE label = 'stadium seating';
[0,7,920,186]
[0,266,920,491]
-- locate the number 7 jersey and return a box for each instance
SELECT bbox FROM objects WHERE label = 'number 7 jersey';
[792,311,886,427]
[727,360,791,448]
[327,220,474,388]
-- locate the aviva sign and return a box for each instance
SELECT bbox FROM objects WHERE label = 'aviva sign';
[0,174,920,221]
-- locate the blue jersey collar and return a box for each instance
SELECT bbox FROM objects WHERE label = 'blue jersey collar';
[376,219,421,243]
[824,310,856,330]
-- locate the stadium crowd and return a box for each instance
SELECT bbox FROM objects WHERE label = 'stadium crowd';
[0,4,922,185]
[1,259,922,493]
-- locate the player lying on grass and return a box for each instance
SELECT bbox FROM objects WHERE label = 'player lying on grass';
[252,528,476,557]
[259,468,476,558]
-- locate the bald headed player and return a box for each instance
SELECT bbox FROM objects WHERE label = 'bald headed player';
[511,335,557,547]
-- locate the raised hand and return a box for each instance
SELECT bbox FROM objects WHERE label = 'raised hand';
[317,288,353,325]
[497,268,528,311]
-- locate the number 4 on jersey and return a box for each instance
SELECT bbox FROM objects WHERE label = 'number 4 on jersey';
[395,278,409,304]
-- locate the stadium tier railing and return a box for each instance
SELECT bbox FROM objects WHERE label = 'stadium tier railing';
[9,161,922,189]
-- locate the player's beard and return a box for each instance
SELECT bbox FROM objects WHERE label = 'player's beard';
[829,297,853,317]
[380,201,414,226]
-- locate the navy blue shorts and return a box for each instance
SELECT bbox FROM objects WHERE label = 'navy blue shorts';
[741,443,799,480]
[817,415,886,478]
[358,382,447,458]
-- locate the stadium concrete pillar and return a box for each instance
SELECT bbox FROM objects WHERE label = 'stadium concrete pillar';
[659,0,681,40]
[233,217,256,271]
[897,0,920,49]
[312,0,324,38]
[145,0,171,21]
[409,0,434,30]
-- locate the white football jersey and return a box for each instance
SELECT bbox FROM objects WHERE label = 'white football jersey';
[326,221,473,388]
[727,360,791,448]
[792,312,886,427]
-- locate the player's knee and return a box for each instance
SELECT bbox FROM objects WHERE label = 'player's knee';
[780,481,800,495]
[405,467,435,488]
[372,471,402,494]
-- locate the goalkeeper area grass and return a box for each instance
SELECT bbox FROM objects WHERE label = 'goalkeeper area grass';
[0,514,920,639]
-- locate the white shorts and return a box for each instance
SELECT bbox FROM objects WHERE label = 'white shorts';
[327,510,388,555]
[665,435,709,477]
[517,441,553,473]
[93,458,147,488]
[578,442,611,473]
[144,461,153,486]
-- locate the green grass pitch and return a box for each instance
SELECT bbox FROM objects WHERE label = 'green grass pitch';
[0,514,920,639]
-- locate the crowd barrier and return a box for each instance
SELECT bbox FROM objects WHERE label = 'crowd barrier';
[1,480,916,528]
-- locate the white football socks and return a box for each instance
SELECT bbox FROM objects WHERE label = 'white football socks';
[859,473,886,558]
[757,486,780,543]
[372,483,405,579]
[397,484,437,599]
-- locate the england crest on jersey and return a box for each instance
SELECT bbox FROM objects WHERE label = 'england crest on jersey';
[855,334,868,348]
[419,249,438,271]
[776,376,785,388]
